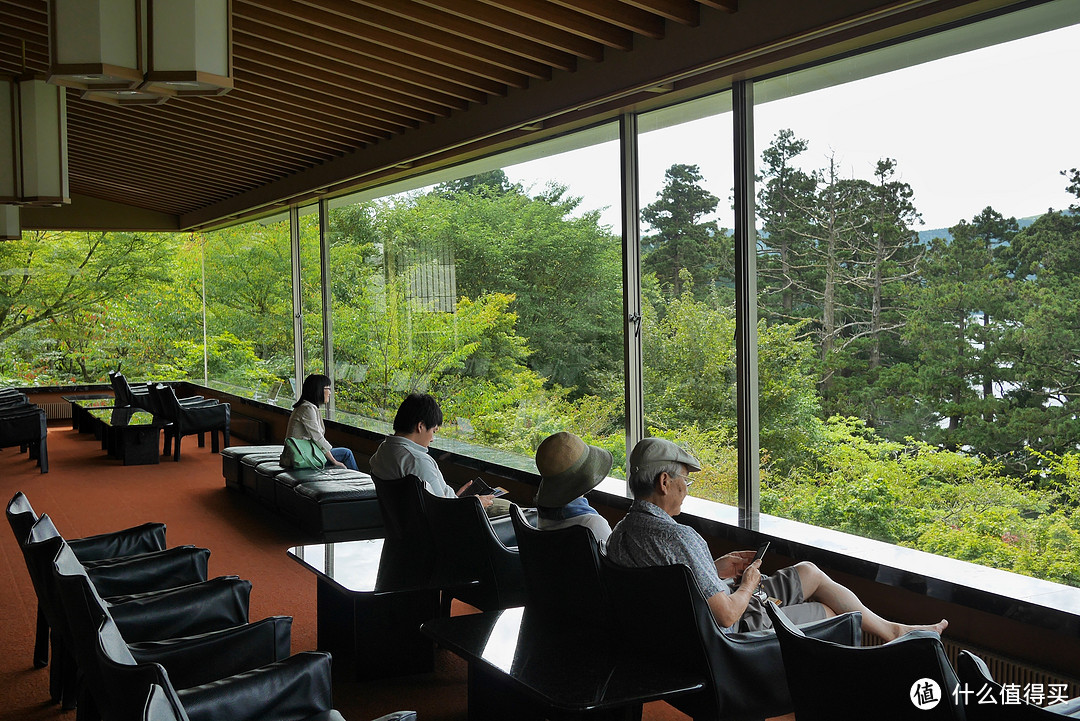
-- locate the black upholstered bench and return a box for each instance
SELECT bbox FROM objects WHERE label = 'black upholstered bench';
[293,477,381,542]
[221,445,283,489]
[238,452,284,495]
[222,450,383,541]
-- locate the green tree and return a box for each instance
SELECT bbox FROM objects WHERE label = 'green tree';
[641,163,732,301]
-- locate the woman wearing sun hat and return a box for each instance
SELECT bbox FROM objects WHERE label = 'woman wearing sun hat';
[534,431,615,543]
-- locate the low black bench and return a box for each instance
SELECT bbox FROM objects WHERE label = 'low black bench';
[222,446,382,542]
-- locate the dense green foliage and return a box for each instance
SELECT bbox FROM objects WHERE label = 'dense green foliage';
[2,141,1078,589]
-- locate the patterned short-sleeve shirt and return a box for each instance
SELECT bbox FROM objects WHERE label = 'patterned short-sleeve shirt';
[607,499,730,608]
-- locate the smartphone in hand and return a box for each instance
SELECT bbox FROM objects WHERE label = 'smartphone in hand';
[752,541,770,564]
[460,477,508,498]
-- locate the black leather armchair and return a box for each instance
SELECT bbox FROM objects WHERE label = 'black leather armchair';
[0,402,48,472]
[765,598,962,721]
[371,474,436,544]
[424,493,526,611]
[110,371,153,411]
[956,650,1080,719]
[150,384,230,461]
[7,491,191,705]
[509,503,607,620]
[23,515,245,709]
[601,556,863,721]
[52,542,296,721]
[141,682,417,721]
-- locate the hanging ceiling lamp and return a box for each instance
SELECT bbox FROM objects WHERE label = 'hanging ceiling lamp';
[48,0,145,92]
[0,75,70,207]
[141,0,233,97]
[0,205,20,241]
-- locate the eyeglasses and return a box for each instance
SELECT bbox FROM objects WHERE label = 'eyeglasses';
[669,473,693,488]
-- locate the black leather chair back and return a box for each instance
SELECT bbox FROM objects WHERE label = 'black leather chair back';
[6,490,38,546]
[766,599,964,721]
[509,503,607,620]
[371,475,433,544]
[425,493,526,611]
[956,650,1073,720]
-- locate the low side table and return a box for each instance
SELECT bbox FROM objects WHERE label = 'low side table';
[87,407,164,465]
[63,395,115,433]
[288,538,478,679]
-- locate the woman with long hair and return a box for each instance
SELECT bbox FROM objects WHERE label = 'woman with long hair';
[279,374,358,470]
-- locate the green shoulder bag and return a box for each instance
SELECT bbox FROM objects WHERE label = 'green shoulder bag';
[285,437,327,469]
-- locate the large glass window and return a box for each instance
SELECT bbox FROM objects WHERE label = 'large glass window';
[637,94,740,503]
[201,213,295,400]
[753,2,1080,585]
[298,204,325,379]
[326,125,625,470]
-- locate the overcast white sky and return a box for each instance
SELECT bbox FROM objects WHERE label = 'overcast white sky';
[503,14,1080,234]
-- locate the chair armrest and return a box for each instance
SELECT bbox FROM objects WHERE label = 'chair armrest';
[793,610,862,646]
[85,546,210,596]
[68,522,168,561]
[178,404,229,425]
[178,652,336,721]
[129,616,292,689]
[111,577,251,642]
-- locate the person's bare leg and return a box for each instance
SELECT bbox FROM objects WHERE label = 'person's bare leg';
[793,562,947,641]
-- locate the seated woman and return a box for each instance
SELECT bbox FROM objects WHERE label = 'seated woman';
[534,431,614,544]
[279,374,358,471]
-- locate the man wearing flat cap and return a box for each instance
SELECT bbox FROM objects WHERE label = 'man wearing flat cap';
[534,432,614,543]
[607,437,947,640]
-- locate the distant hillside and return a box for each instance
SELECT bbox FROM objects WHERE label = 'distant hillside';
[917,214,1042,244]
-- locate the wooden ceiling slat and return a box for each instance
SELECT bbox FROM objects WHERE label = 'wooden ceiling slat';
[616,0,700,25]
[697,0,738,12]
[0,45,49,72]
[234,71,410,136]
[549,0,668,38]
[69,103,321,174]
[65,129,282,191]
[234,42,453,118]
[232,54,441,123]
[66,156,243,206]
[65,177,201,215]
[232,15,489,103]
[416,0,602,61]
[239,0,531,88]
[0,8,47,34]
[141,95,361,154]
[232,7,505,97]
[481,0,634,49]
[353,0,578,70]
[220,93,384,144]
[289,0,553,80]
[234,30,469,113]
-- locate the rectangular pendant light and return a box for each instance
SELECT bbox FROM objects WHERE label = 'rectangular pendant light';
[142,0,233,97]
[0,76,70,207]
[48,0,145,91]
[0,205,19,241]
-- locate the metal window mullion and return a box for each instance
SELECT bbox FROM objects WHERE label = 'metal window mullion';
[620,112,644,467]
[289,205,305,399]
[319,199,335,419]
[733,80,760,531]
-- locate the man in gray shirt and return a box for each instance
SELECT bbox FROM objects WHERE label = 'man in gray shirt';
[369,392,510,517]
[607,437,948,639]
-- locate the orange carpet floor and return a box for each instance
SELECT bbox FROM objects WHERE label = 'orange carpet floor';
[1,424,695,721]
